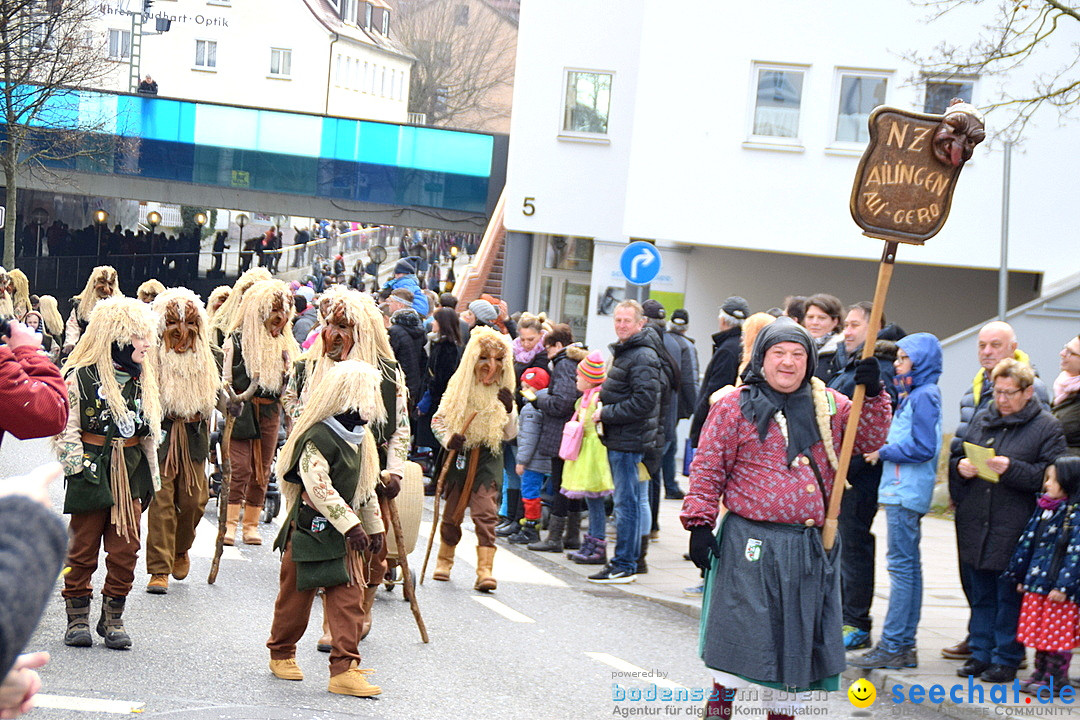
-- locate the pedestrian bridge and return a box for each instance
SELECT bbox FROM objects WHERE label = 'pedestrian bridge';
[2,86,506,232]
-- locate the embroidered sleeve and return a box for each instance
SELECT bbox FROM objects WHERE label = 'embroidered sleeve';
[431,405,450,448]
[141,435,161,490]
[54,376,83,476]
[384,366,410,478]
[358,496,385,536]
[221,337,234,387]
[298,440,360,535]
[281,366,302,419]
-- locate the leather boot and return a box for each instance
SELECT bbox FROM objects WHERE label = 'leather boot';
[224,503,242,546]
[528,514,565,552]
[316,592,331,652]
[172,552,190,580]
[563,511,583,550]
[97,596,132,650]
[704,682,733,718]
[63,596,93,647]
[474,545,497,592]
[433,541,456,581]
[941,636,971,659]
[242,507,263,545]
[495,488,522,536]
[360,585,377,639]
[637,535,650,574]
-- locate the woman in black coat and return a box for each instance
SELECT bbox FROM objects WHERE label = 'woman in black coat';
[948,358,1067,683]
[417,307,463,450]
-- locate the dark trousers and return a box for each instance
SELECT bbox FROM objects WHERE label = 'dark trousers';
[548,458,581,517]
[839,467,881,632]
[660,436,681,495]
[962,562,1024,667]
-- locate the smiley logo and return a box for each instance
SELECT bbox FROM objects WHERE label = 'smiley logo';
[848,678,876,708]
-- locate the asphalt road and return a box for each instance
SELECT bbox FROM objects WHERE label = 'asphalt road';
[3,436,945,720]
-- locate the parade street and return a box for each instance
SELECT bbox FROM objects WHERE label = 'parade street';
[2,436,953,720]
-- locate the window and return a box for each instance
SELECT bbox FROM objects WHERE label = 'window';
[454,4,469,25]
[108,29,131,59]
[334,54,342,86]
[382,10,389,35]
[270,48,291,77]
[195,39,217,68]
[562,70,612,135]
[380,66,387,97]
[342,0,357,24]
[364,3,373,29]
[835,71,888,143]
[751,65,805,139]
[924,78,975,115]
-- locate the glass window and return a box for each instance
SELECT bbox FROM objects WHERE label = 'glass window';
[563,71,612,135]
[543,236,593,272]
[342,0,358,24]
[382,10,389,35]
[924,79,974,114]
[195,39,217,68]
[836,74,887,142]
[365,3,373,29]
[753,66,804,138]
[108,29,130,59]
[538,276,553,316]
[270,48,292,77]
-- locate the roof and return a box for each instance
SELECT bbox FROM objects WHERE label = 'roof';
[302,0,415,60]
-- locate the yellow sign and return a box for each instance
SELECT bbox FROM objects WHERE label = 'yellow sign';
[848,678,876,708]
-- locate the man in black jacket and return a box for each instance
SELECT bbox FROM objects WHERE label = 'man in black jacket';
[690,296,750,448]
[387,291,427,419]
[589,300,661,584]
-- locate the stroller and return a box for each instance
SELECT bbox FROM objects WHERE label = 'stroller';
[207,409,284,523]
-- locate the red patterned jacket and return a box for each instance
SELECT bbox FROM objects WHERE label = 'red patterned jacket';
[680,385,891,529]
[0,345,68,447]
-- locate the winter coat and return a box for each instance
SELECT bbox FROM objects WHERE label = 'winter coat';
[645,322,680,450]
[949,396,1068,572]
[291,306,318,345]
[951,348,1051,452]
[1052,391,1080,455]
[813,332,843,382]
[535,344,587,459]
[388,311,428,410]
[1003,501,1080,602]
[382,274,430,315]
[599,330,661,454]
[690,326,742,447]
[425,337,462,411]
[669,330,699,419]
[516,390,551,474]
[877,333,943,515]
[0,344,68,447]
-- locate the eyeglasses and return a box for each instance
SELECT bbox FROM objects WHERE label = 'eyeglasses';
[1063,346,1080,358]
[993,388,1024,398]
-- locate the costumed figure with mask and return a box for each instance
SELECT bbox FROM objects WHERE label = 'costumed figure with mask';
[53,297,162,650]
[144,289,222,594]
[282,289,410,644]
[209,267,271,350]
[430,326,517,591]
[0,267,15,318]
[10,268,31,320]
[64,266,121,354]
[680,318,892,719]
[137,279,165,305]
[267,360,386,698]
[222,279,297,546]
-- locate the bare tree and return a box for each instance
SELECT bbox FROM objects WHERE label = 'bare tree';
[907,0,1080,139]
[394,0,517,131]
[1,0,114,268]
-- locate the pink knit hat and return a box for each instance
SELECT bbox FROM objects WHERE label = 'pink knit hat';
[577,350,606,384]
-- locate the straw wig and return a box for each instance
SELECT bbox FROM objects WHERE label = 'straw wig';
[151,288,221,419]
[38,295,64,336]
[76,266,121,322]
[61,296,161,444]
[433,326,515,451]
[231,279,298,394]
[210,266,271,337]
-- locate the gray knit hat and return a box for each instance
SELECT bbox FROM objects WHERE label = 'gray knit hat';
[468,299,498,323]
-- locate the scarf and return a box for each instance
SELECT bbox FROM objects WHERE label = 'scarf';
[513,332,547,364]
[972,349,1031,407]
[1037,493,1065,512]
[893,371,914,403]
[739,318,820,465]
[111,342,142,378]
[1053,371,1080,407]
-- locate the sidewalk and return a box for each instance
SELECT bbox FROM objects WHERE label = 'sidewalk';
[502,497,1078,719]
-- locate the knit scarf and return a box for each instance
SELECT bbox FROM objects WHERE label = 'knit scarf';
[1037,493,1065,511]
[513,333,547,365]
[1053,371,1080,407]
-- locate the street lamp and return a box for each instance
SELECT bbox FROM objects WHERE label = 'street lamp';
[94,209,109,260]
[193,212,208,278]
[235,214,248,274]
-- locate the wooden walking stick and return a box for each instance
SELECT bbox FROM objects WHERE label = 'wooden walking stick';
[208,371,260,584]
[420,411,478,583]
[823,101,985,552]
[383,495,429,643]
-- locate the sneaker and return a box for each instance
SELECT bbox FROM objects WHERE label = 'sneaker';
[269,657,304,681]
[683,584,703,597]
[587,565,637,584]
[842,625,871,651]
[848,644,917,670]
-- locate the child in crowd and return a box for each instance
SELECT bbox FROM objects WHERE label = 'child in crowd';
[560,351,612,565]
[852,332,943,671]
[507,367,551,545]
[1004,455,1080,696]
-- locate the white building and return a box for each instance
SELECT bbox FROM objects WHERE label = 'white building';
[91,0,413,122]
[503,0,1080,371]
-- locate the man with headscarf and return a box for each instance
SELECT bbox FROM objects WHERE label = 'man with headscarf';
[681,318,891,720]
[222,279,298,546]
[53,297,162,650]
[144,289,222,594]
[63,266,121,353]
[430,326,517,591]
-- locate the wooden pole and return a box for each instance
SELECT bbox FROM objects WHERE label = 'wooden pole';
[822,240,899,552]
[419,412,477,584]
[384,496,429,643]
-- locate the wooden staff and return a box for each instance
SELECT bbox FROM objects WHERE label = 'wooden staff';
[383,495,429,643]
[420,411,477,583]
[823,243,898,552]
[207,373,259,584]
[450,447,481,526]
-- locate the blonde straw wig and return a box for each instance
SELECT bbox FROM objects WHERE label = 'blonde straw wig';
[232,279,298,394]
[76,266,122,321]
[151,288,221,419]
[433,326,515,451]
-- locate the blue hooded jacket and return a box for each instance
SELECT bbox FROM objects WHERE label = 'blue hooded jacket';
[877,332,943,514]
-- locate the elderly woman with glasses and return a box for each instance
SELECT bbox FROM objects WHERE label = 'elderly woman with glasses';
[1052,335,1080,455]
[948,358,1067,684]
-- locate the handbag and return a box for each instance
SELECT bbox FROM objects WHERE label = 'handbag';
[558,408,584,461]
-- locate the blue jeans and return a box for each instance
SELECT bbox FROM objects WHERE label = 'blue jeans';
[879,505,923,652]
[962,562,1025,667]
[586,496,607,538]
[638,481,651,537]
[607,450,643,574]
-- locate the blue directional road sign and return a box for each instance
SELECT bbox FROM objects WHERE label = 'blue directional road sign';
[620,241,662,285]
